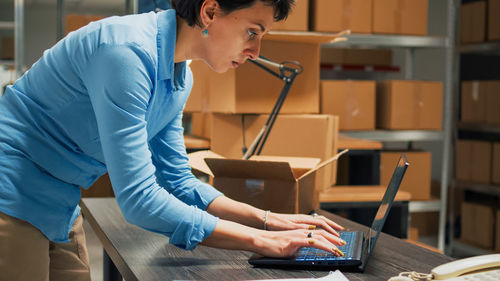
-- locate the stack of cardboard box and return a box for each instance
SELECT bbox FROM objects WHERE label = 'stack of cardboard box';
[310,0,428,36]
[461,0,500,43]
[185,32,344,213]
[461,201,499,251]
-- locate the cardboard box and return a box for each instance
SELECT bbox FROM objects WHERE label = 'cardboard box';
[492,143,500,185]
[410,212,438,236]
[1,37,14,60]
[461,201,495,249]
[184,33,336,114]
[81,174,114,197]
[456,140,492,184]
[380,151,431,201]
[461,81,488,123]
[185,60,209,112]
[310,0,372,33]
[273,0,309,31]
[486,81,500,124]
[489,0,500,41]
[190,112,212,140]
[376,80,443,130]
[210,114,339,190]
[496,209,500,252]
[460,1,486,43]
[372,0,428,36]
[408,227,419,241]
[320,80,375,130]
[320,48,392,66]
[189,150,347,214]
[66,14,105,34]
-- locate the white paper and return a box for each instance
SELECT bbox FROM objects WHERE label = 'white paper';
[248,270,350,281]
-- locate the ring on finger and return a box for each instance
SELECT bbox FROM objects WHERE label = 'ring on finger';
[307,232,313,238]
[308,239,315,245]
[311,212,319,219]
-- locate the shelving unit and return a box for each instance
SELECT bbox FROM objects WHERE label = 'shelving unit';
[0,0,24,79]
[449,0,500,257]
[316,0,457,253]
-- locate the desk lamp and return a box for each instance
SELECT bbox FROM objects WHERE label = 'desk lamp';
[241,56,303,160]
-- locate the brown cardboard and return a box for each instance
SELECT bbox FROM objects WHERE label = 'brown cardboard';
[210,114,339,190]
[408,227,419,241]
[486,81,500,124]
[461,201,495,249]
[273,0,309,31]
[186,32,336,114]
[320,80,375,130]
[65,14,105,34]
[410,212,438,236]
[320,48,392,66]
[1,37,14,60]
[310,0,372,34]
[460,1,486,43]
[489,0,500,41]
[372,0,428,36]
[376,80,443,130]
[492,143,500,185]
[185,60,210,112]
[461,81,488,123]
[380,151,431,201]
[189,149,348,214]
[190,112,212,140]
[456,140,492,184]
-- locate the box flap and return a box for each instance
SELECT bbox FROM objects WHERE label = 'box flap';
[264,30,348,44]
[298,149,349,180]
[204,158,296,181]
[249,155,321,178]
[188,150,224,177]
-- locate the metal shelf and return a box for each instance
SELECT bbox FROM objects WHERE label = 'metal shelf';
[459,41,500,55]
[458,122,500,134]
[0,21,15,30]
[322,33,449,48]
[455,181,500,197]
[343,130,444,142]
[409,200,442,212]
[451,240,494,257]
[0,60,14,66]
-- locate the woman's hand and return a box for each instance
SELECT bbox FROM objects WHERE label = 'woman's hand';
[252,228,346,258]
[264,212,344,237]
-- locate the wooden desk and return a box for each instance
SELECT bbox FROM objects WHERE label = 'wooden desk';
[81,198,452,281]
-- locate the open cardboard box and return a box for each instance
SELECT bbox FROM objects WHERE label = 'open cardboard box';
[188,149,348,214]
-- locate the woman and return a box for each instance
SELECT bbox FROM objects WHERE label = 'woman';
[0,0,345,280]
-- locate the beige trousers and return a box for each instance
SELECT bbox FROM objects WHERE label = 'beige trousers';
[0,211,91,281]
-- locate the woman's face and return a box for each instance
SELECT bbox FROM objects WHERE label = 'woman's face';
[201,0,275,73]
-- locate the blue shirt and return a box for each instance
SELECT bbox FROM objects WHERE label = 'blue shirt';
[0,10,222,250]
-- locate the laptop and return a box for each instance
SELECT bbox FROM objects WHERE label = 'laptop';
[248,153,409,272]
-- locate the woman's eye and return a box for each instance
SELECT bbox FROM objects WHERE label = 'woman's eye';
[248,30,257,40]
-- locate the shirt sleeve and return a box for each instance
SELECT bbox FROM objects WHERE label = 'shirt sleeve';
[149,110,223,210]
[81,44,218,250]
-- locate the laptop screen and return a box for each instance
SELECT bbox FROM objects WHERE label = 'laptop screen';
[359,154,409,271]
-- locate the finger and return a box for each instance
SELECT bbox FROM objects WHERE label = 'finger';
[299,236,342,257]
[312,229,346,246]
[319,216,344,231]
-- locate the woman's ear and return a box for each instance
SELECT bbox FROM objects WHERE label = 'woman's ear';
[200,0,218,27]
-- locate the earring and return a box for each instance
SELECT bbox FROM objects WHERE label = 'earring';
[202,28,209,38]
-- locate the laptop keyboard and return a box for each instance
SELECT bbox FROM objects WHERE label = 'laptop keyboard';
[295,232,356,261]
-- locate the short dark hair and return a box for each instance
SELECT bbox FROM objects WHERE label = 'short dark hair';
[171,0,295,27]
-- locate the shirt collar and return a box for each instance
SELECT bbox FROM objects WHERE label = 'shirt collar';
[157,9,186,89]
